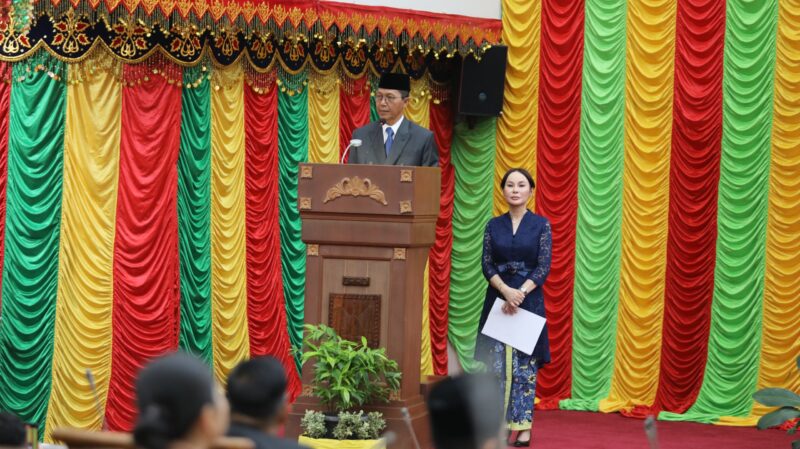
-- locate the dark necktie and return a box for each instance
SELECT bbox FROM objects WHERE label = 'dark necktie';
[385,127,394,157]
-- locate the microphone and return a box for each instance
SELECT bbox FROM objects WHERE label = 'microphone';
[368,431,397,449]
[340,139,363,164]
[400,407,422,449]
[86,369,107,431]
[644,415,659,449]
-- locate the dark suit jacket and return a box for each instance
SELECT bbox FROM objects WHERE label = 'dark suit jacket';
[348,118,438,166]
[228,422,309,449]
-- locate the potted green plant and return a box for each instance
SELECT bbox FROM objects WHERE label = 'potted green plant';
[753,356,800,449]
[294,324,401,449]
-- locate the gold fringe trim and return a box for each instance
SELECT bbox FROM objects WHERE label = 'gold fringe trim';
[4,41,458,95]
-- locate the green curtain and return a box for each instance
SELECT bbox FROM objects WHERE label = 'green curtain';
[370,94,378,123]
[559,0,627,412]
[278,88,309,365]
[448,117,497,372]
[659,0,778,424]
[177,66,214,365]
[0,62,66,431]
[369,75,379,123]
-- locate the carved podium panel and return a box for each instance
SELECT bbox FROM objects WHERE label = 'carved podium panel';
[328,293,381,348]
[286,164,440,449]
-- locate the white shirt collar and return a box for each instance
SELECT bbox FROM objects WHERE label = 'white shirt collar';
[382,116,404,142]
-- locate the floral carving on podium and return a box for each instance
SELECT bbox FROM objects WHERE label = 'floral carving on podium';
[323,176,388,206]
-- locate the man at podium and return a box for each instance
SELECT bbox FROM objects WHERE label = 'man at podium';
[347,73,439,166]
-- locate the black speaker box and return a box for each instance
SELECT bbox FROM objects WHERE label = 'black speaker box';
[457,45,508,117]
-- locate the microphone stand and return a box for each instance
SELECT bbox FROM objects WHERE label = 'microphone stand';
[85,369,107,431]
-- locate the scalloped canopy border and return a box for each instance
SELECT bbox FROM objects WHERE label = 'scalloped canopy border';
[0,0,502,68]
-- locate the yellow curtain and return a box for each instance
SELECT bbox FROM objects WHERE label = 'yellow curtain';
[720,0,800,426]
[420,258,434,377]
[405,77,431,128]
[308,71,340,164]
[494,0,542,215]
[210,64,251,383]
[599,0,677,412]
[44,59,122,439]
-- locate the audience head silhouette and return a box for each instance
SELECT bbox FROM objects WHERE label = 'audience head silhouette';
[134,352,229,449]
[427,373,505,449]
[0,411,26,448]
[226,357,288,428]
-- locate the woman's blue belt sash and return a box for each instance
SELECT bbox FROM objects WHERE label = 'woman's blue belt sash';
[496,261,534,278]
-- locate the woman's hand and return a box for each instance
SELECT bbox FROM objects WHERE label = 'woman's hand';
[502,302,518,315]
[501,285,525,307]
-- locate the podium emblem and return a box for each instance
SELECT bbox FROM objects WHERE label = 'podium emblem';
[323,176,389,205]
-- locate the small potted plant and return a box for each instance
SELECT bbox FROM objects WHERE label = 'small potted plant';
[295,324,401,449]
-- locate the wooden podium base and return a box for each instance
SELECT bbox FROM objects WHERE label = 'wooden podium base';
[286,393,430,449]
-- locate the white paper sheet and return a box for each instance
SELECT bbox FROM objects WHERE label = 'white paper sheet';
[480,297,546,355]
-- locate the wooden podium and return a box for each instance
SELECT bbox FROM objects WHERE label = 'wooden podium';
[286,163,441,449]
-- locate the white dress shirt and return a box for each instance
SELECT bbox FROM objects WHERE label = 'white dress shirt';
[382,116,404,143]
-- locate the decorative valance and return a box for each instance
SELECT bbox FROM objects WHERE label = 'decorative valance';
[0,0,501,78]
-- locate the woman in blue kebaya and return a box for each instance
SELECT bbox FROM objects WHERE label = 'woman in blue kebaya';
[474,167,552,447]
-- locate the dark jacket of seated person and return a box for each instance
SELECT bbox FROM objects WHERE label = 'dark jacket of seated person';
[0,411,27,449]
[226,357,307,449]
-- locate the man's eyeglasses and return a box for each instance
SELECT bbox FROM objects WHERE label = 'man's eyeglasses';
[375,94,403,103]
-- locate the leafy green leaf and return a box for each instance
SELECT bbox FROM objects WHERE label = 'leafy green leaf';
[757,408,800,430]
[300,323,402,412]
[753,388,800,408]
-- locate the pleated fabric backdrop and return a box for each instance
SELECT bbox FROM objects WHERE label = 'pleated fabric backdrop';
[0,0,798,439]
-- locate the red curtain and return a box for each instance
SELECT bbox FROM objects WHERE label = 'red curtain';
[318,1,502,37]
[339,77,371,162]
[243,85,301,399]
[428,99,455,375]
[105,73,183,431]
[0,64,9,315]
[534,0,584,409]
[628,0,725,417]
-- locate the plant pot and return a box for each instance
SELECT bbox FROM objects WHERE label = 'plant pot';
[323,413,339,439]
[297,436,386,449]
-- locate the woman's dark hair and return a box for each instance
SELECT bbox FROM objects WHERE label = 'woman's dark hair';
[134,352,215,449]
[500,168,535,190]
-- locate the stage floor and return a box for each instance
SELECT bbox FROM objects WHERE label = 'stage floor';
[517,410,795,449]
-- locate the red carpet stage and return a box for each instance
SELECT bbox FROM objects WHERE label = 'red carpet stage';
[520,411,795,449]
